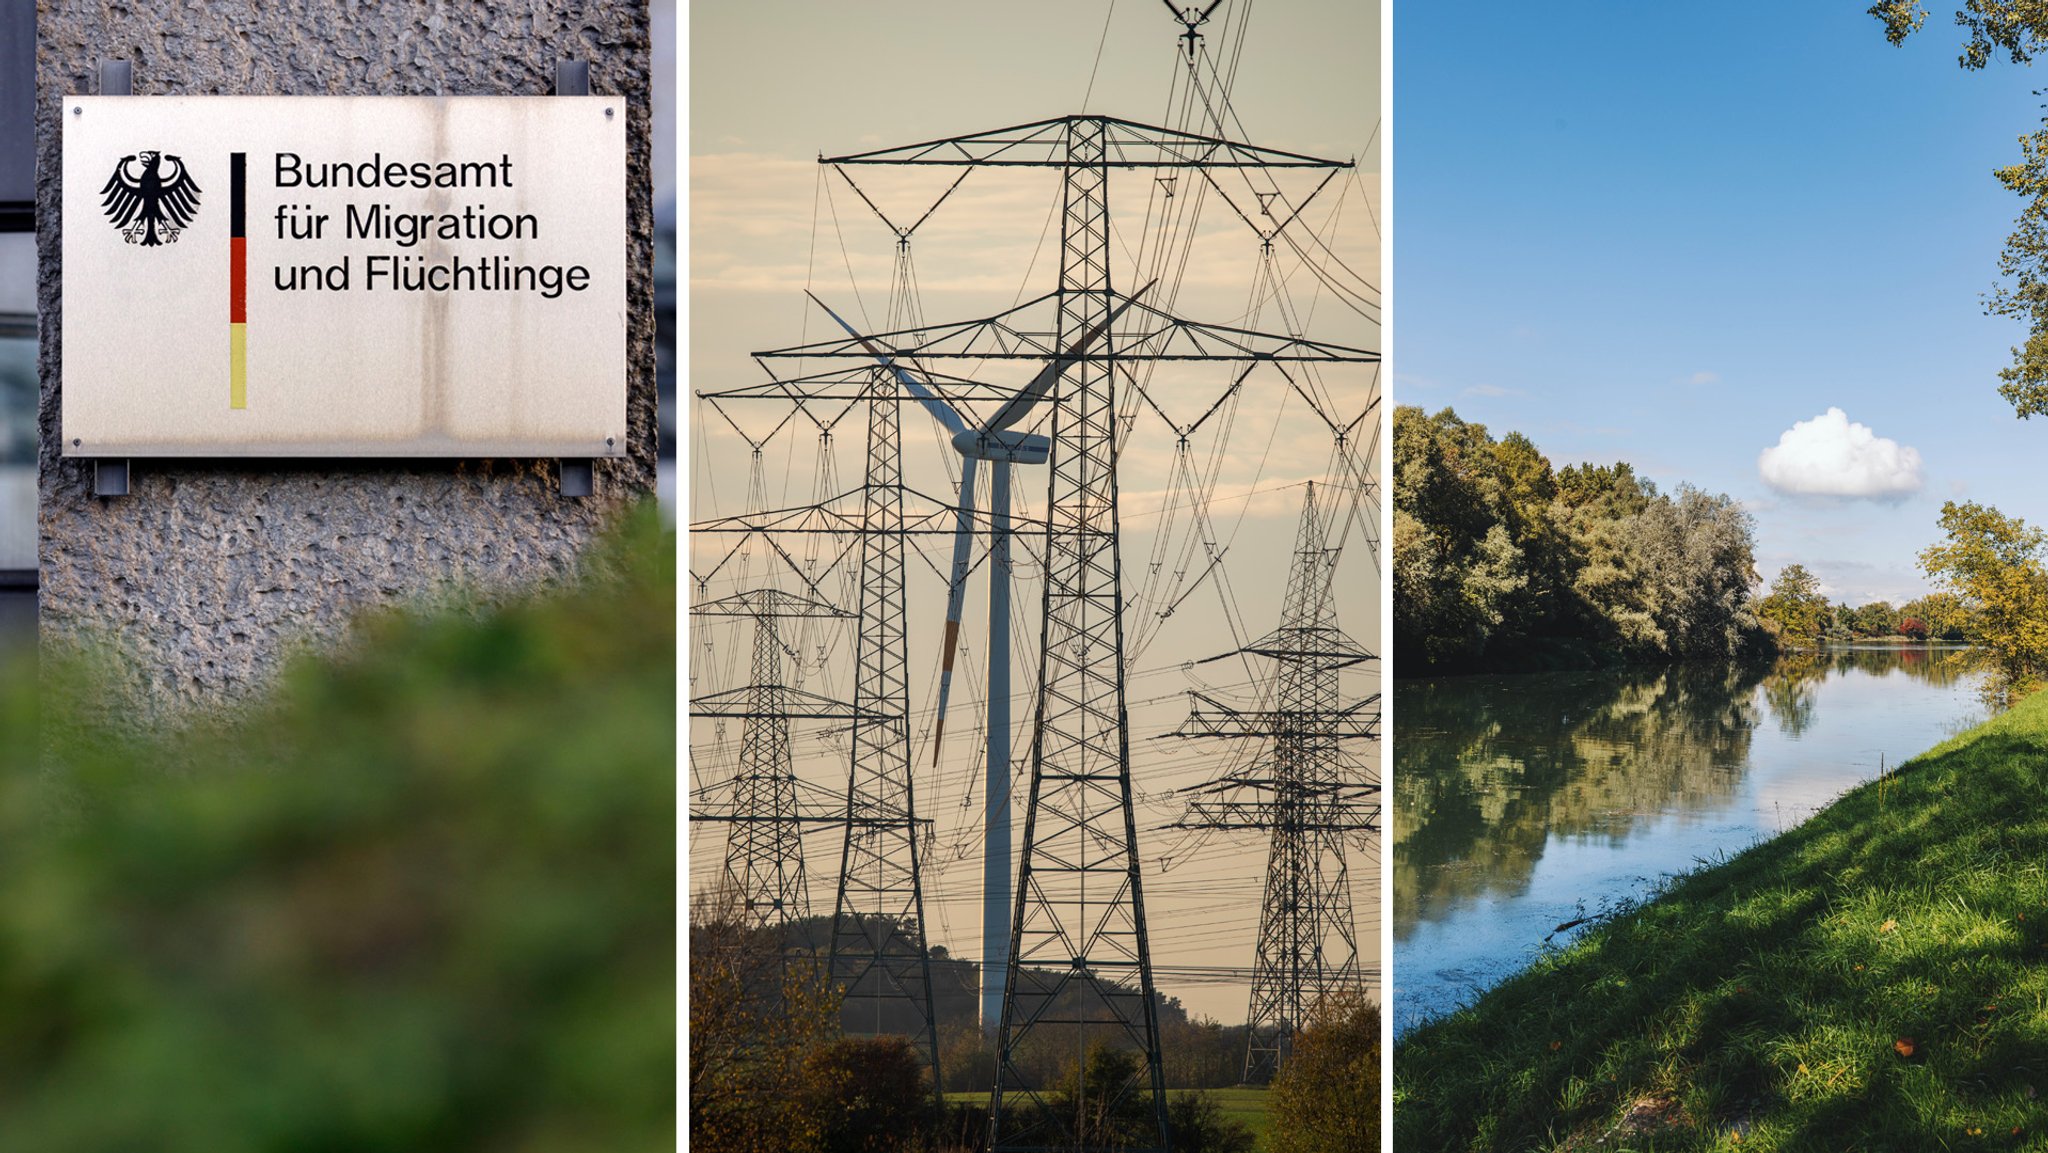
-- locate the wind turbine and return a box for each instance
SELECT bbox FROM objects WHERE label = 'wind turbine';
[808,282,1154,1034]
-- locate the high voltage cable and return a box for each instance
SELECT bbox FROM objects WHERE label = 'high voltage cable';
[687,10,1379,1067]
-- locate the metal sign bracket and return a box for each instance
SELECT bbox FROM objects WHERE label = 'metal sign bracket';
[89,59,131,498]
[553,58,592,499]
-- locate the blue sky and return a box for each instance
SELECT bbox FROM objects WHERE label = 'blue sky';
[1397,2,2048,606]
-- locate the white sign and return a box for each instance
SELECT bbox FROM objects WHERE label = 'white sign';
[61,96,627,458]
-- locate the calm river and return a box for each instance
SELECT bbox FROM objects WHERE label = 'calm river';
[1393,645,1987,1035]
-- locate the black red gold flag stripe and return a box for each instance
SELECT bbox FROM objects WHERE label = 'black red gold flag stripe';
[229,151,246,409]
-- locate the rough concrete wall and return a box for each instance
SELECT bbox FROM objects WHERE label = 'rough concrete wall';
[35,0,655,716]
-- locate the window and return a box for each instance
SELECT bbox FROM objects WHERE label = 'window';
[0,5,35,645]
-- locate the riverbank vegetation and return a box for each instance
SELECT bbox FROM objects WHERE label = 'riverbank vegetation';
[1394,406,1771,673]
[1759,563,1969,646]
[1921,500,2048,700]
[1391,407,2019,678]
[1395,686,2048,1150]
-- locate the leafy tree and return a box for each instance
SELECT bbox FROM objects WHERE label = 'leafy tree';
[1903,590,1973,639]
[1919,499,2048,696]
[1855,599,1899,637]
[1871,1,2048,70]
[1900,615,1931,640]
[1393,406,1768,671]
[1165,1090,1256,1153]
[805,1036,930,1153]
[1047,1044,1159,1151]
[1872,1,2048,415]
[1554,461,1663,650]
[1631,484,1765,659]
[1492,430,1573,633]
[1391,408,1533,668]
[1756,563,1830,645]
[689,886,842,1153]
[1268,995,1379,1153]
[938,1022,996,1094]
[1160,1014,1250,1090]
[1554,460,1656,520]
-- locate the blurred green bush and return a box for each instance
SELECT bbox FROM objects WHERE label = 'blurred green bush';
[0,504,675,1153]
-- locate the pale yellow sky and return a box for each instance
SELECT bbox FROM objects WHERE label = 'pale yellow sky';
[685,0,1380,1024]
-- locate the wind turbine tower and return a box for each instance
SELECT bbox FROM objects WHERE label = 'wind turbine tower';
[748,116,1371,1152]
[809,286,1155,1038]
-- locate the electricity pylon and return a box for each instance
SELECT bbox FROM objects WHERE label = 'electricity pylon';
[734,115,1370,1151]
[689,587,856,931]
[690,444,978,1089]
[821,361,947,1090]
[1166,482,1380,1083]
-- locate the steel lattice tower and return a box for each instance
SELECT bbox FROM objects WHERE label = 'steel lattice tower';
[997,119,1371,1150]
[1167,483,1380,1083]
[723,598,806,926]
[831,118,1357,1153]
[689,588,857,931]
[691,447,964,1091]
[716,113,1371,1152]
[827,365,944,1084]
[995,116,1171,1152]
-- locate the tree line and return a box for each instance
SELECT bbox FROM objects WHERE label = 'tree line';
[1764,501,2048,701]
[1396,404,2048,699]
[688,892,1377,1153]
[1394,406,1772,673]
[1754,564,1968,645]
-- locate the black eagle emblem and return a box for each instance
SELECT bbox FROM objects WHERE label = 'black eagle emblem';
[100,151,201,246]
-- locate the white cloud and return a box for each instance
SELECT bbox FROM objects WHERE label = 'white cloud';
[1688,370,1718,386]
[1757,407,1923,500]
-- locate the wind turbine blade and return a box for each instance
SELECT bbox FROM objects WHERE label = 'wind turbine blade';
[930,457,980,767]
[983,279,1159,433]
[806,290,968,437]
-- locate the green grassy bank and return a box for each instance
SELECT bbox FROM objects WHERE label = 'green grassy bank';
[1396,689,2048,1151]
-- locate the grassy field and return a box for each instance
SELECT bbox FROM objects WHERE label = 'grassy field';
[1206,1086,1274,1146]
[943,1086,1274,1147]
[1396,688,2048,1151]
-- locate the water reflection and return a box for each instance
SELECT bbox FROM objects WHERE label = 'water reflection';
[1393,645,1984,1032]
[1760,645,1976,737]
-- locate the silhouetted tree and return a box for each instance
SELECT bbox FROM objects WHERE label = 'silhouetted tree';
[1268,995,1379,1153]
[807,1036,931,1153]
